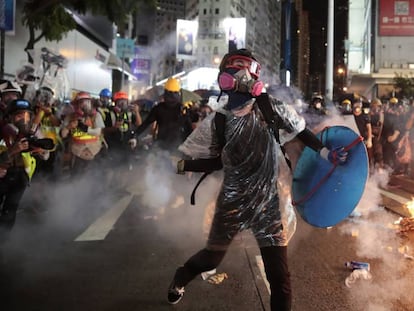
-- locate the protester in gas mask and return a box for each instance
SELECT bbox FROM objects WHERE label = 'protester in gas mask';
[166,48,348,311]
[0,80,23,121]
[305,94,328,131]
[60,91,104,176]
[352,99,373,149]
[0,99,51,239]
[99,91,141,175]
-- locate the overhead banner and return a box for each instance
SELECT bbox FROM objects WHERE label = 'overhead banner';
[224,18,246,52]
[0,0,15,33]
[176,19,198,60]
[379,0,414,36]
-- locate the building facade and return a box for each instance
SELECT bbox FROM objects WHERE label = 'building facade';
[346,0,414,100]
[134,0,283,90]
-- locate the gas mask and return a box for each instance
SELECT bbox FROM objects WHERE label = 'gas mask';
[11,110,32,136]
[353,104,362,114]
[218,67,264,97]
[114,99,128,113]
[164,91,181,104]
[100,96,110,108]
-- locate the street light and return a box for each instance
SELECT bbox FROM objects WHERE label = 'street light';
[337,67,346,93]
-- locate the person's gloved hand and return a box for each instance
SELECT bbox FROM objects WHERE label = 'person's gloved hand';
[77,121,88,133]
[320,146,348,165]
[128,138,137,149]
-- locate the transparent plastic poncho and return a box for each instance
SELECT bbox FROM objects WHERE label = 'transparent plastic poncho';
[179,96,306,249]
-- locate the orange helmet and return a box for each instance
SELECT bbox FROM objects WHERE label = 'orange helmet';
[113,91,128,101]
[75,91,91,102]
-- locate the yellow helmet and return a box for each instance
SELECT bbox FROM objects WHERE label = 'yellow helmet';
[389,97,398,104]
[164,77,181,92]
[342,99,351,106]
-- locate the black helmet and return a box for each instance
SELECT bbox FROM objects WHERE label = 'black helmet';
[219,48,259,75]
[6,99,33,116]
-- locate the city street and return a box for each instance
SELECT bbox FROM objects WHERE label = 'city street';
[0,166,413,311]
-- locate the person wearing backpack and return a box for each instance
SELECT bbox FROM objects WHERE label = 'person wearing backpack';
[166,49,348,311]
[129,77,192,153]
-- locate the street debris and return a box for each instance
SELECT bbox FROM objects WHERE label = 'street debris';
[344,259,372,288]
[345,268,372,288]
[345,260,370,271]
[207,272,228,285]
[201,268,217,280]
[395,217,414,237]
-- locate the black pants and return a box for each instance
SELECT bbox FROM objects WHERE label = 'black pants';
[0,168,29,234]
[172,245,291,311]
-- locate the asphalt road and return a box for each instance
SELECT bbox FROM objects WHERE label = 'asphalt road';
[1,167,413,311]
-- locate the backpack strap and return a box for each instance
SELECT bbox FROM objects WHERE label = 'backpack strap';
[190,112,226,205]
[214,111,226,149]
[255,93,292,170]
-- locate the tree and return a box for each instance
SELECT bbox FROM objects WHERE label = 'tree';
[21,0,156,63]
[393,73,414,99]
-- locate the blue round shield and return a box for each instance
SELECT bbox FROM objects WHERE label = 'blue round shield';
[292,126,368,228]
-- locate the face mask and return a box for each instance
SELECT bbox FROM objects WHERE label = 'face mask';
[218,68,264,97]
[343,104,351,112]
[353,107,362,114]
[164,91,181,104]
[13,111,32,135]
[116,99,128,112]
[314,102,322,109]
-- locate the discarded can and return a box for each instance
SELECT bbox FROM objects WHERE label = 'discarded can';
[345,261,370,271]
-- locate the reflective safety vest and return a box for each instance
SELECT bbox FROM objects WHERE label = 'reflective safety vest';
[71,129,100,144]
[116,111,132,133]
[40,125,61,151]
[0,142,36,180]
[21,152,37,180]
[70,129,102,160]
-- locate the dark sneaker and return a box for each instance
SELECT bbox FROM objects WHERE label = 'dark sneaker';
[167,283,185,305]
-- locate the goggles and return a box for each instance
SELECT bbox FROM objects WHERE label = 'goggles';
[224,55,261,79]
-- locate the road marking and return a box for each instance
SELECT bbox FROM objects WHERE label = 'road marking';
[379,189,411,205]
[255,255,270,294]
[75,194,133,242]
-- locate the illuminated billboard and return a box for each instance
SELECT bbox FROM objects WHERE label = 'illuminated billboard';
[0,0,15,33]
[379,0,414,36]
[176,19,198,60]
[224,18,246,52]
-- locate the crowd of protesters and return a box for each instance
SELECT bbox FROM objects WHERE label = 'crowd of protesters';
[304,93,414,177]
[0,77,210,239]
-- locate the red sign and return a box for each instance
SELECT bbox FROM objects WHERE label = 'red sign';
[379,0,414,36]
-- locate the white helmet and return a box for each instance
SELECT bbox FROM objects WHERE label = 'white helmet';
[0,80,22,95]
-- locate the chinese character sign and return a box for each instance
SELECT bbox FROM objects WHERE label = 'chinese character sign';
[379,0,414,36]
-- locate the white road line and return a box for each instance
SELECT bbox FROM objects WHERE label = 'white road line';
[379,189,412,205]
[75,194,133,242]
[255,255,270,294]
